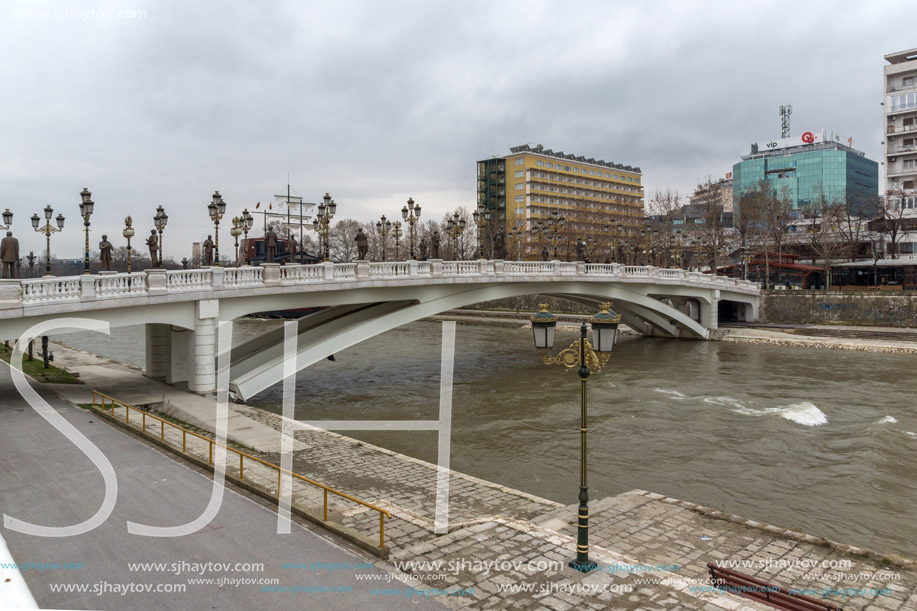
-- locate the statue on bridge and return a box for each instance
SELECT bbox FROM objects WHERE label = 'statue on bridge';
[355,228,368,260]
[493,228,506,260]
[419,237,428,260]
[576,240,585,262]
[203,235,215,266]
[99,235,113,271]
[431,230,440,259]
[540,246,549,262]
[1,231,19,278]
[146,230,159,267]
[264,228,278,263]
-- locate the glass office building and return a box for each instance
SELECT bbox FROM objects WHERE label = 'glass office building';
[732,133,878,215]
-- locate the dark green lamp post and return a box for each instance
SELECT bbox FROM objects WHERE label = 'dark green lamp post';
[531,302,620,572]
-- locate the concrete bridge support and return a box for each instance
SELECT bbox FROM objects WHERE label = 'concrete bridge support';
[143,300,216,392]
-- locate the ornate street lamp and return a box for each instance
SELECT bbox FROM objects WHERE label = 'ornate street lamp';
[32,205,65,276]
[208,191,226,266]
[0,208,13,231]
[446,212,466,260]
[375,215,392,261]
[230,217,243,266]
[313,192,336,262]
[153,205,168,267]
[392,221,403,261]
[26,251,35,278]
[530,302,620,573]
[547,209,565,259]
[241,208,254,265]
[401,197,421,259]
[79,188,94,274]
[122,216,135,273]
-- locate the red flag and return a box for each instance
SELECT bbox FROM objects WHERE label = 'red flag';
[269,203,272,210]
[255,202,260,209]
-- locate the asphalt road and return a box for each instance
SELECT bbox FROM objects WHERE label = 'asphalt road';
[0,363,445,610]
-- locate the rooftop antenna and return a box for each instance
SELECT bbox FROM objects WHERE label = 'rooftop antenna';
[779,104,792,138]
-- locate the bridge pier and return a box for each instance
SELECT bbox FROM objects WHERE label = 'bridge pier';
[190,299,219,394]
[144,323,193,387]
[698,294,719,333]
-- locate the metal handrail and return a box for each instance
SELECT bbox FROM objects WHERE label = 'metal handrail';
[90,390,391,547]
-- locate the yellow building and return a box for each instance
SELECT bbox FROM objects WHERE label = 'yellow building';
[477,144,644,260]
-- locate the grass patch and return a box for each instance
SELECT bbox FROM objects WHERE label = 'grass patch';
[0,344,83,384]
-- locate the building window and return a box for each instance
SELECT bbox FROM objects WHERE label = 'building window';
[546,162,553,168]
[904,180,915,189]
[514,195,524,202]
[904,76,915,86]
[515,157,524,166]
[536,160,544,167]
[564,165,571,171]
[515,183,524,190]
[905,159,915,169]
[514,170,524,178]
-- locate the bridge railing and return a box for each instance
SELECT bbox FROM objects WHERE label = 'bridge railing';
[0,261,759,308]
[90,390,392,550]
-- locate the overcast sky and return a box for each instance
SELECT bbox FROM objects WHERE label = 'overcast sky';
[0,0,912,259]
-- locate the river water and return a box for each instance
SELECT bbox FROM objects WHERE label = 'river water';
[54,320,917,558]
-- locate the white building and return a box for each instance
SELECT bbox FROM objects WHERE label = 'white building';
[884,48,917,254]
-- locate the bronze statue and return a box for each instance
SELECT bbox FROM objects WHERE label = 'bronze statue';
[540,246,549,262]
[1,231,19,278]
[146,230,159,266]
[431,230,440,259]
[203,235,215,266]
[419,237,428,260]
[355,228,368,260]
[576,240,585,261]
[99,235,113,271]
[264,228,278,263]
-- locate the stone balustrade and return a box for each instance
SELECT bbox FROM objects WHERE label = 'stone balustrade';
[0,260,759,309]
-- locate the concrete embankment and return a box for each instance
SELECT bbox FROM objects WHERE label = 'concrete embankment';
[27,340,917,610]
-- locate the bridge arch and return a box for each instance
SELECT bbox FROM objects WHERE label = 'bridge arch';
[227,281,712,400]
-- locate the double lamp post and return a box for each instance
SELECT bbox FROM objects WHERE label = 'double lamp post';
[530,302,620,572]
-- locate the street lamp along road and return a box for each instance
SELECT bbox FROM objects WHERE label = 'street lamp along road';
[313,192,336,263]
[230,217,243,267]
[376,215,392,261]
[240,208,254,265]
[31,205,65,276]
[154,205,168,267]
[79,188,94,274]
[401,197,421,260]
[208,191,226,266]
[530,302,620,573]
[446,212,466,260]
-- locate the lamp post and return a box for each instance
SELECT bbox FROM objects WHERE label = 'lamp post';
[530,302,620,573]
[31,206,65,276]
[312,192,336,262]
[26,251,35,278]
[79,188,94,274]
[376,215,392,261]
[548,210,565,259]
[401,197,421,259]
[207,191,227,266]
[241,208,254,265]
[0,209,13,231]
[154,205,168,267]
[122,216,135,273]
[230,217,243,266]
[392,221,403,261]
[446,212,466,260]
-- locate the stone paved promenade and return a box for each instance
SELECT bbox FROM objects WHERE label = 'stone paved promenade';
[41,342,917,610]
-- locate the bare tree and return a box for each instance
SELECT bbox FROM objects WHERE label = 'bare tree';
[807,190,848,288]
[329,218,361,263]
[877,197,908,259]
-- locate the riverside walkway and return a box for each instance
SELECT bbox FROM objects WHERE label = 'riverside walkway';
[23,340,917,610]
[0,362,446,610]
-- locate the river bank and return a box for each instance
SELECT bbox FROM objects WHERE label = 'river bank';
[36,342,917,610]
[432,309,917,353]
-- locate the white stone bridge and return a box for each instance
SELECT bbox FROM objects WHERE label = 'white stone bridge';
[0,260,759,400]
